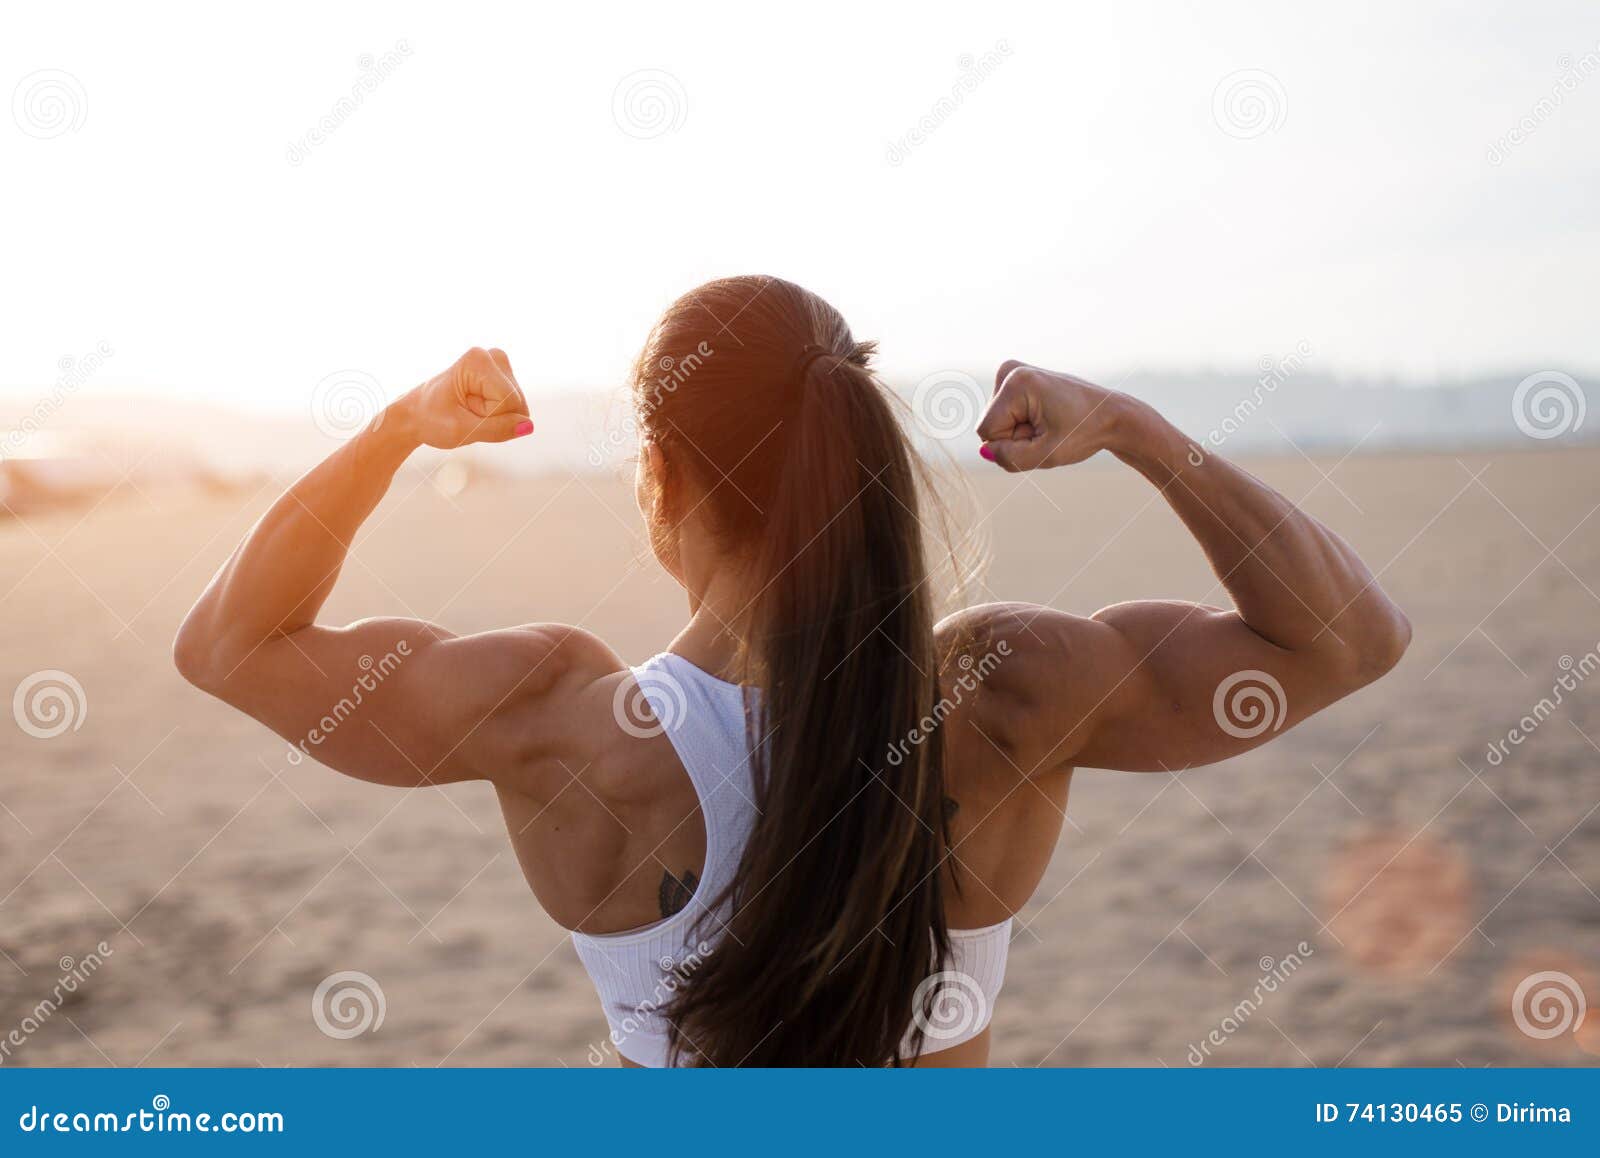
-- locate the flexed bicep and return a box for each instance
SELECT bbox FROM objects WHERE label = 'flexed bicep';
[948,600,1382,777]
[197,618,615,791]
[1051,602,1358,772]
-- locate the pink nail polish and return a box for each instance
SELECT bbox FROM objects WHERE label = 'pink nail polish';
[978,444,995,462]
[514,420,533,437]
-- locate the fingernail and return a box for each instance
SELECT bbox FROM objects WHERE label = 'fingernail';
[978,443,995,462]
[514,420,534,437]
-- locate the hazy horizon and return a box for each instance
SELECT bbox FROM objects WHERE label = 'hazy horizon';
[6,361,1594,484]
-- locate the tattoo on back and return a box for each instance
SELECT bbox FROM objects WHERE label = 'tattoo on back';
[659,868,699,918]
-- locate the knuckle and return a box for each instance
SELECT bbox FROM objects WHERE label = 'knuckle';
[996,359,1027,385]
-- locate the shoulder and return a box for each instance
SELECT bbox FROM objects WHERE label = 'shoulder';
[426,623,628,789]
[485,623,625,691]
[409,622,623,706]
[934,602,1105,777]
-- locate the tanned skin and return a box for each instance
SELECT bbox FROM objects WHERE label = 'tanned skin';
[176,350,1410,1067]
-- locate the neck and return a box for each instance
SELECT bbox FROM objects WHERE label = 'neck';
[669,564,755,684]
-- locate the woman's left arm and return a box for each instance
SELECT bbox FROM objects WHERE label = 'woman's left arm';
[174,348,616,788]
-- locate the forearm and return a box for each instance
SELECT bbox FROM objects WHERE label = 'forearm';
[1106,398,1408,664]
[176,399,422,675]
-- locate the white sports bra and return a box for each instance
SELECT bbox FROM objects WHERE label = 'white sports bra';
[569,652,1012,1066]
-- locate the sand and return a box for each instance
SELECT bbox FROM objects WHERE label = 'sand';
[2,446,1597,1067]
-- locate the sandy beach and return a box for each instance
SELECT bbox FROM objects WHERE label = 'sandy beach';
[2,445,1597,1068]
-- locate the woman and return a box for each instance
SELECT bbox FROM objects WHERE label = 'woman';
[175,276,1410,1066]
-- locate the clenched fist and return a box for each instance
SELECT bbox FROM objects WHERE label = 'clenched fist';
[393,347,533,449]
[976,361,1136,472]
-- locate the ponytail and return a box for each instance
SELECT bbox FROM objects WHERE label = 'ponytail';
[635,277,953,1066]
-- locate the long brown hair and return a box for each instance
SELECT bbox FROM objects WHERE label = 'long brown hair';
[632,276,953,1066]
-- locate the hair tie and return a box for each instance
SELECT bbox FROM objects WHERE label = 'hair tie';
[793,343,837,380]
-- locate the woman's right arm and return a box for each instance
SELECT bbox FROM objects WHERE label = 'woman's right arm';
[955,361,1410,776]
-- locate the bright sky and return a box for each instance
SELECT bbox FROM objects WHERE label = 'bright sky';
[4,0,1597,416]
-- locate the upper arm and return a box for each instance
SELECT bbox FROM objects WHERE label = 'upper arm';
[941,599,1376,776]
[186,617,623,791]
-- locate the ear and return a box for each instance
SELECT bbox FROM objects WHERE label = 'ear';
[643,438,667,487]
[637,437,672,521]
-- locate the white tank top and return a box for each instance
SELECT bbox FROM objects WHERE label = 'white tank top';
[569,651,1012,1066]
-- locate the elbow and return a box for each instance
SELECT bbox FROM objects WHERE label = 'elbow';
[1346,603,1412,687]
[173,614,227,694]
